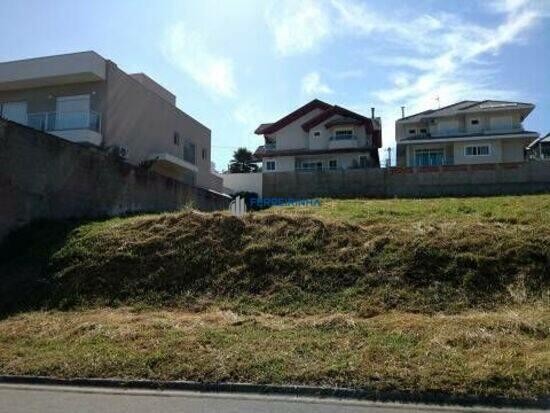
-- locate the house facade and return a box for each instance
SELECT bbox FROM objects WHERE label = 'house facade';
[0,51,222,191]
[254,100,381,173]
[395,100,539,167]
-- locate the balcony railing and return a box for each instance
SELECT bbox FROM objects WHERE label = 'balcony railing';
[27,110,101,133]
[329,134,357,141]
[264,143,276,151]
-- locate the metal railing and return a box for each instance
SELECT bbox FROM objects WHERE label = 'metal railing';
[264,143,276,150]
[27,110,101,133]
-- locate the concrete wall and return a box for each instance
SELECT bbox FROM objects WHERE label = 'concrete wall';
[263,162,550,198]
[0,120,230,239]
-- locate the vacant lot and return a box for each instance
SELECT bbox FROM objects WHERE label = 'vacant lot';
[0,195,548,400]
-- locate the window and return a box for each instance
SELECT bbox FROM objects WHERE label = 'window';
[332,129,354,140]
[183,140,196,164]
[300,161,323,170]
[419,128,427,134]
[415,149,445,166]
[313,131,321,137]
[265,161,276,171]
[464,145,490,156]
[329,160,337,170]
[470,119,479,125]
[173,132,180,145]
[202,148,207,160]
[359,155,369,168]
[408,129,416,135]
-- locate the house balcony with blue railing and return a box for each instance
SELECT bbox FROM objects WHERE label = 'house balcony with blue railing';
[27,110,103,146]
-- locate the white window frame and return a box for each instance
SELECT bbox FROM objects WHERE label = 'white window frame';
[464,144,491,157]
[265,160,276,171]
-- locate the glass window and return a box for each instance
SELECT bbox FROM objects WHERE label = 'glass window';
[173,132,180,145]
[471,119,479,125]
[419,128,427,134]
[265,161,276,171]
[415,149,445,166]
[408,129,416,134]
[465,145,490,156]
[313,131,321,137]
[183,140,196,164]
[335,130,353,137]
[202,148,207,160]
[359,156,369,168]
[301,161,323,170]
[329,160,337,169]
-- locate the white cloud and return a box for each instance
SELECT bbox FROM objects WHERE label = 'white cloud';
[266,0,331,56]
[263,0,544,153]
[163,22,237,97]
[337,0,542,149]
[301,71,333,95]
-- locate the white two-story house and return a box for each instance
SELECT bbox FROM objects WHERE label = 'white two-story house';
[0,51,222,191]
[395,100,539,167]
[254,99,382,172]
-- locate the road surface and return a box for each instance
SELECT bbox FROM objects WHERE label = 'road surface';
[0,384,545,413]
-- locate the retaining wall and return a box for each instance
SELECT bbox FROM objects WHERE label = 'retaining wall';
[0,119,230,239]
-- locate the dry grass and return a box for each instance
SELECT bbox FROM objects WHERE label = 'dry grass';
[0,195,549,399]
[0,305,548,398]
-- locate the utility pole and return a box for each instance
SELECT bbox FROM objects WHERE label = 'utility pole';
[386,147,392,168]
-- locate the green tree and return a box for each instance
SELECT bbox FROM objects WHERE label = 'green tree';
[228,147,259,173]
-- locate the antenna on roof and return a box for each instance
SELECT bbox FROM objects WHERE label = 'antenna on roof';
[401,106,405,118]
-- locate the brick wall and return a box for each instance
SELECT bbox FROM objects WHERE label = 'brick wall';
[263,162,550,198]
[0,120,230,239]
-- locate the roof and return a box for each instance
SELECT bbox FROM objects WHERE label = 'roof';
[526,132,550,149]
[301,106,375,132]
[254,99,382,148]
[398,100,535,123]
[254,99,332,134]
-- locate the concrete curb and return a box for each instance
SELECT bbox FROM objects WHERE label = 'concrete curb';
[0,375,548,409]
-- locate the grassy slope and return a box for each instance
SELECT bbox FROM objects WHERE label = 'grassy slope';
[0,195,549,398]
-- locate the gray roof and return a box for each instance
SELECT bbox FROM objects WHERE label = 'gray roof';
[399,100,535,123]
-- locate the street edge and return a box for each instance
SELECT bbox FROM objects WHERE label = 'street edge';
[0,375,548,409]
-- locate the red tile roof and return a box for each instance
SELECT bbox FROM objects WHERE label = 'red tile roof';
[254,99,332,135]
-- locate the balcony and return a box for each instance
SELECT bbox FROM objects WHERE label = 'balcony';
[328,134,359,149]
[264,143,276,151]
[27,110,102,145]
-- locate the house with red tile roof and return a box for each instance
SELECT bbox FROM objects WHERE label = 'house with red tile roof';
[254,99,382,173]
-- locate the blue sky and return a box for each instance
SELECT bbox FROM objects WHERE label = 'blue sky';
[1,0,548,169]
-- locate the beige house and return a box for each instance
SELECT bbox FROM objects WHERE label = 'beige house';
[254,99,382,172]
[0,51,222,191]
[395,100,539,167]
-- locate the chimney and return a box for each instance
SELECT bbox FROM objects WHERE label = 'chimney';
[371,107,375,120]
[401,106,405,118]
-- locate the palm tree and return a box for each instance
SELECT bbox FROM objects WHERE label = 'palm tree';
[228,147,259,173]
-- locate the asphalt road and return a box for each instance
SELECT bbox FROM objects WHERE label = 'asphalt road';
[0,384,545,413]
